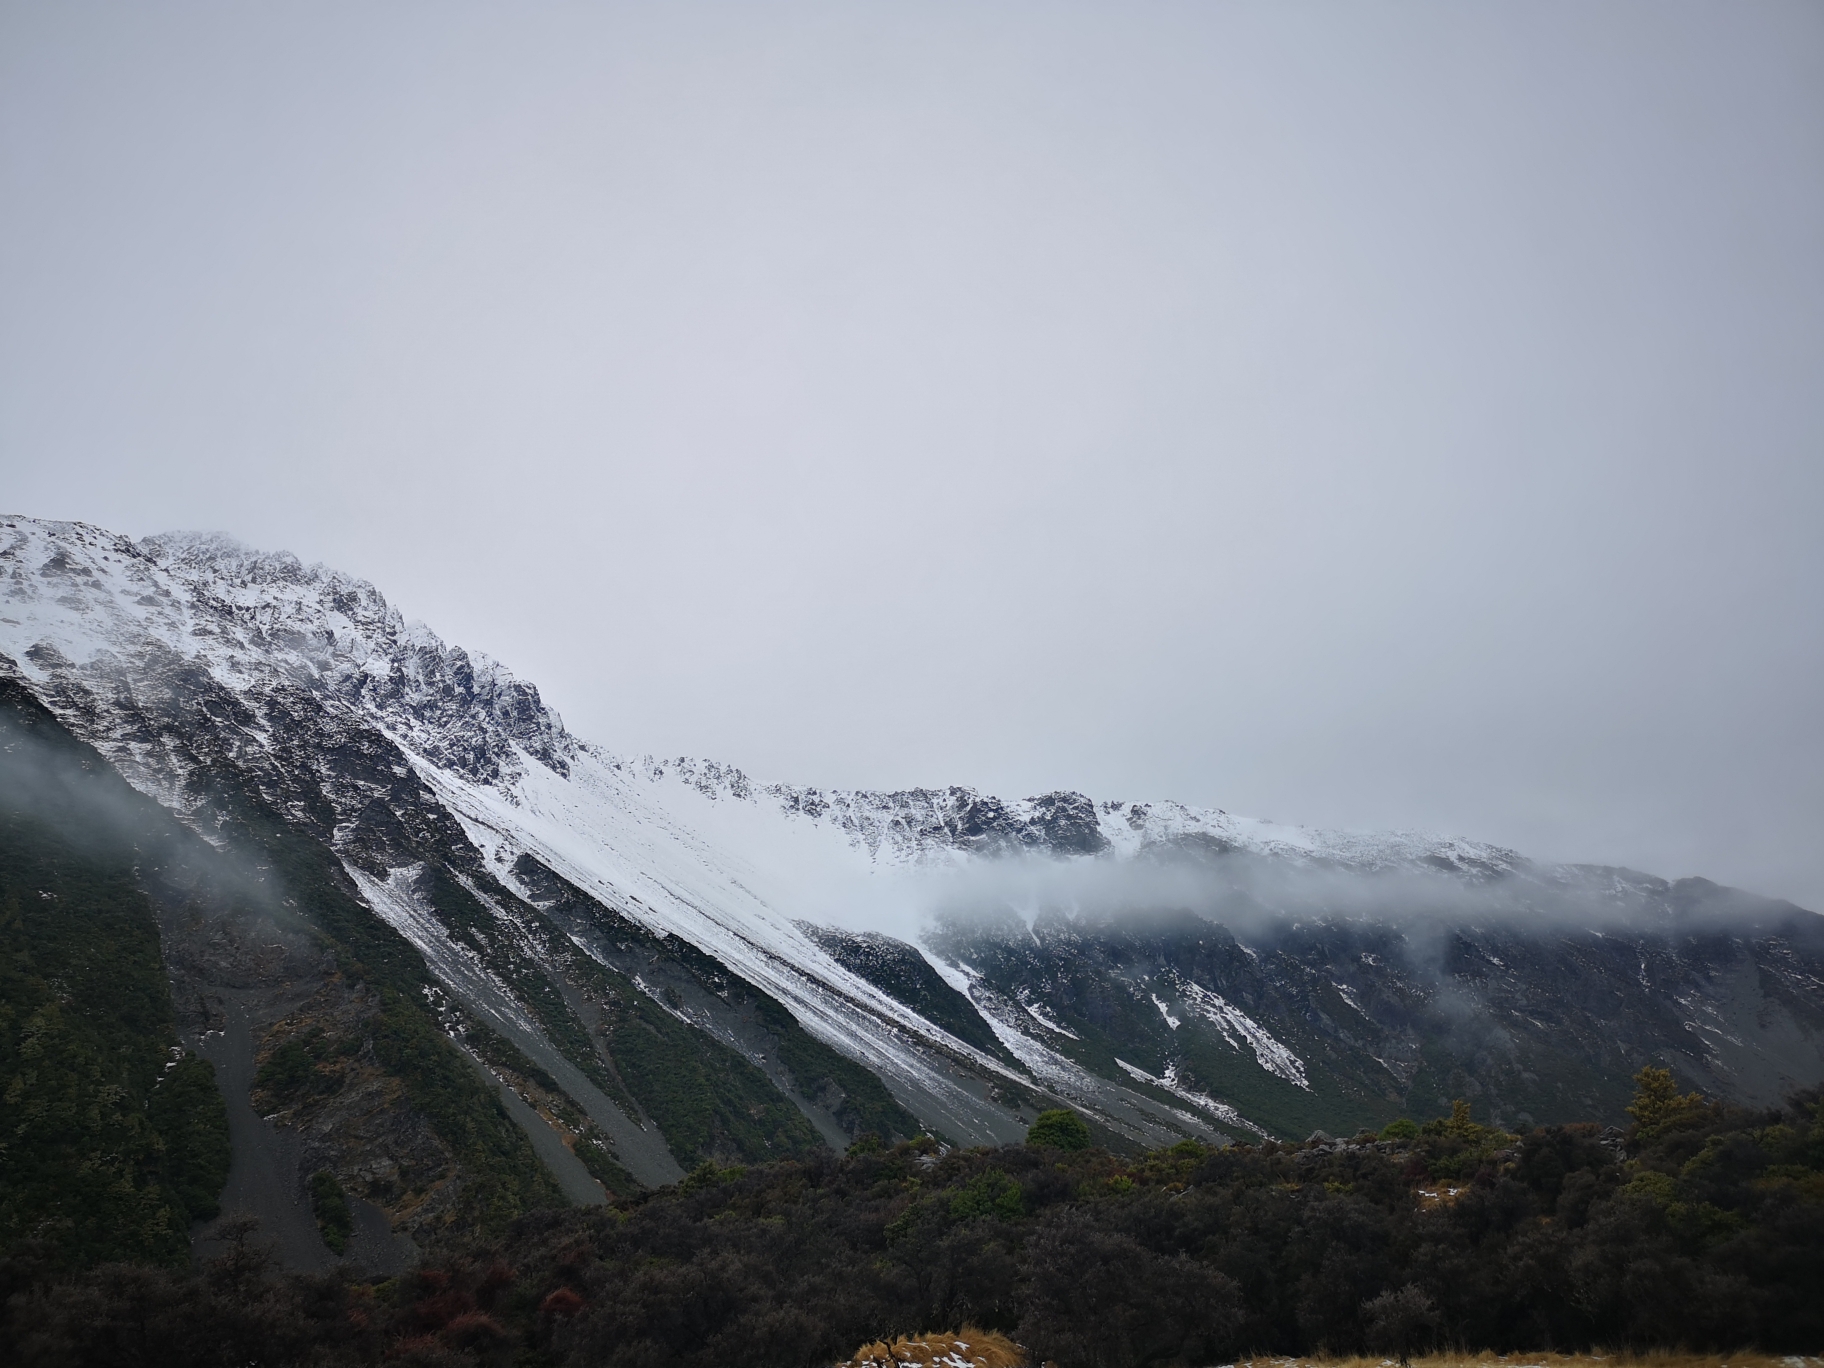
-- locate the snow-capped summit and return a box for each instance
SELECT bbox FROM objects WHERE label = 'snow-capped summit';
[3,516,571,786]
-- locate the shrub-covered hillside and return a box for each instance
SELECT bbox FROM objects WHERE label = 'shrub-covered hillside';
[0,684,231,1267]
[4,1073,1821,1368]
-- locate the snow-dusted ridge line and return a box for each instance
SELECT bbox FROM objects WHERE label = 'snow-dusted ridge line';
[634,754,1527,878]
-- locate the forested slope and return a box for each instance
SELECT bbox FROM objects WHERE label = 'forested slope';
[5,1075,1820,1367]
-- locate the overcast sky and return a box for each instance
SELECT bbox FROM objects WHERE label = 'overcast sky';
[3,2,1821,908]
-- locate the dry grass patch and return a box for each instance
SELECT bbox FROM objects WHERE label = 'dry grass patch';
[837,1328,1029,1368]
[1225,1354,1822,1368]
[832,1342,1824,1368]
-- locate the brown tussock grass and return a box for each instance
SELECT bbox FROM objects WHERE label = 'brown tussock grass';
[1230,1353,1821,1368]
[838,1327,1029,1368]
[836,1342,1822,1368]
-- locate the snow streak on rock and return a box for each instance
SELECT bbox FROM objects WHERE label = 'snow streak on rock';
[1113,1058,1268,1139]
[346,864,540,1039]
[1171,977,1309,1089]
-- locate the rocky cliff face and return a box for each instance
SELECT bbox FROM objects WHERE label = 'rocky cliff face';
[3,515,1821,1266]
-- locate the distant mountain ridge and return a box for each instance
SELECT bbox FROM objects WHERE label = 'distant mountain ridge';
[3,515,1821,1265]
[636,753,1530,874]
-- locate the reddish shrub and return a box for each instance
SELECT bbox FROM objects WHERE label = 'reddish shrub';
[476,1262,516,1305]
[539,1287,586,1319]
[441,1311,511,1350]
[411,1289,475,1331]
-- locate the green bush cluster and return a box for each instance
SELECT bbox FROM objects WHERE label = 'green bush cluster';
[1384,1096,1521,1178]
[307,1170,353,1254]
[1026,1108,1091,1150]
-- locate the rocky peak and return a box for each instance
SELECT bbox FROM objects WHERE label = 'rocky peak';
[1,516,574,786]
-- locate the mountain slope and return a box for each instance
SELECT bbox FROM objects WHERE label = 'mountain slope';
[3,514,1822,1267]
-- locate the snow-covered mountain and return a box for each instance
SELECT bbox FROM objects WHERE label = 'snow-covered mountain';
[4,516,1821,1256]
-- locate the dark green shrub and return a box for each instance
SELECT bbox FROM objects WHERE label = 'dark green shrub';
[308,1169,353,1255]
[1027,1108,1091,1151]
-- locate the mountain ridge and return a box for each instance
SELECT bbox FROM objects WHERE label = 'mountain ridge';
[3,513,1820,1267]
[4,516,1553,878]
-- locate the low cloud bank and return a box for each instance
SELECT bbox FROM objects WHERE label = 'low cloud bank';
[805,842,1817,952]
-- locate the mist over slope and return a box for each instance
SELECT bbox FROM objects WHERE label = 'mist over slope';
[2,515,1820,1263]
